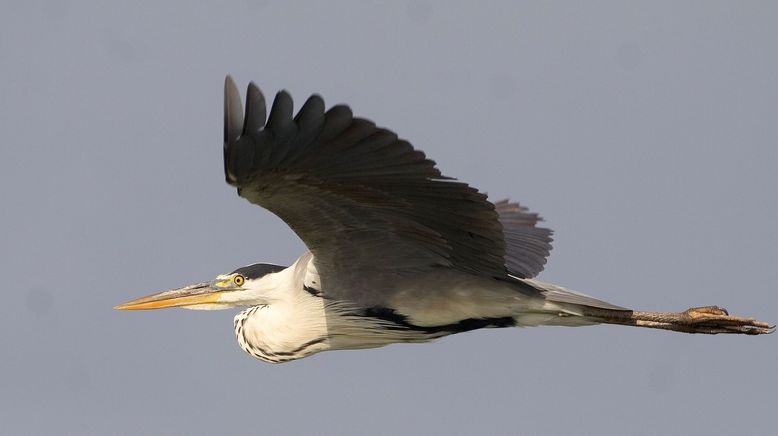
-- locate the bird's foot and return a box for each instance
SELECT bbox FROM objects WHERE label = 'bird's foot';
[680,306,774,335]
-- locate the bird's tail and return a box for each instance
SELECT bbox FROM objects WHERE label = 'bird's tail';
[518,278,774,335]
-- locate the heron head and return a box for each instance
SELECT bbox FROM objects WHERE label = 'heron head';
[114,263,287,311]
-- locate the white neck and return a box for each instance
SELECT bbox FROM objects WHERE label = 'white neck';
[233,261,331,363]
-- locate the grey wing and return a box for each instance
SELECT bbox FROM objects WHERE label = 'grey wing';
[520,278,629,311]
[494,199,553,278]
[223,77,538,304]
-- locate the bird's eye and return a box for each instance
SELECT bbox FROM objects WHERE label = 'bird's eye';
[233,275,245,286]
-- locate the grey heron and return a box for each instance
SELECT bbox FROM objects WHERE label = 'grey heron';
[115,77,773,363]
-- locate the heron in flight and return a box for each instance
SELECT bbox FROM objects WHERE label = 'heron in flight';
[116,77,772,363]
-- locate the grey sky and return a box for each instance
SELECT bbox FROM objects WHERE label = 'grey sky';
[1,1,776,435]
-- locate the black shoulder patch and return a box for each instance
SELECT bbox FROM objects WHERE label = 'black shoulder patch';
[231,263,287,280]
[363,307,515,334]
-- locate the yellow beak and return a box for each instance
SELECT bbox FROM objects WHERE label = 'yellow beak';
[114,282,223,310]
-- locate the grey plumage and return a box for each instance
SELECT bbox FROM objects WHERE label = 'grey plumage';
[494,199,553,278]
[114,78,772,365]
[223,77,555,306]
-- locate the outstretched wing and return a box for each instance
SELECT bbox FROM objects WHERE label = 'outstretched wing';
[223,77,550,302]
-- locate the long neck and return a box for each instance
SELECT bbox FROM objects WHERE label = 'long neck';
[233,264,331,363]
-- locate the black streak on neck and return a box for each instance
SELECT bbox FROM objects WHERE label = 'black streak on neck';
[303,285,323,297]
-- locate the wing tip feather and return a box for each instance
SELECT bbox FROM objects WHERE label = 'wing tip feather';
[224,74,244,143]
[244,81,267,134]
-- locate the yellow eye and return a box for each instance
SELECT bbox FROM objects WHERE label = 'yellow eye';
[233,275,245,286]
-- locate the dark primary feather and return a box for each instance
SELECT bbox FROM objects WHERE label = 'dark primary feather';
[243,83,267,134]
[222,77,553,303]
[224,76,244,143]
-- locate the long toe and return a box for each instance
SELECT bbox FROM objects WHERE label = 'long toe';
[682,306,774,334]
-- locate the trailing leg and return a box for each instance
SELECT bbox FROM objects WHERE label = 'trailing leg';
[581,305,774,335]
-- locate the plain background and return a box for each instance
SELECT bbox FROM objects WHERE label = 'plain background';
[1,1,776,435]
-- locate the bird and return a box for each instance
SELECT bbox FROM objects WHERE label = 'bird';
[115,77,773,363]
